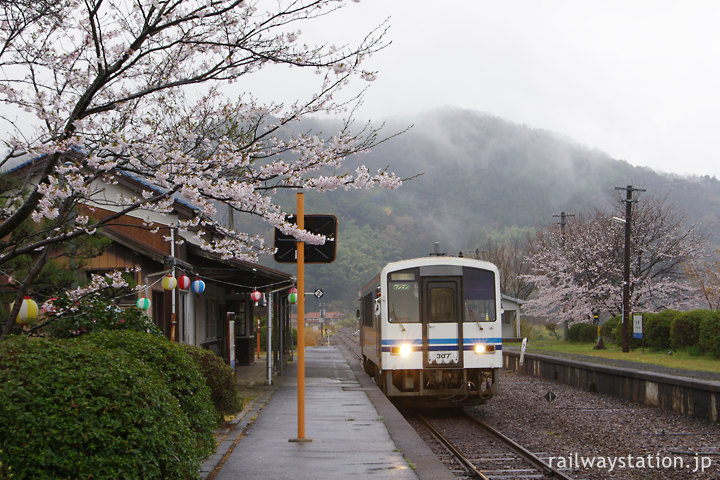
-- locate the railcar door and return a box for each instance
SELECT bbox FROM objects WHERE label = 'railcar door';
[422,278,463,368]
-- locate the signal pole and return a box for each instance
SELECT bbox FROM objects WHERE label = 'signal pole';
[614,185,646,353]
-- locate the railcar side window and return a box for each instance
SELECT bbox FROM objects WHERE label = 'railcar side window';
[388,269,419,323]
[362,293,373,327]
[463,267,496,322]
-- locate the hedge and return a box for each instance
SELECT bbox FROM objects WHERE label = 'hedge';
[670,310,708,350]
[180,343,242,422]
[699,311,720,358]
[642,310,676,350]
[600,316,621,344]
[567,322,598,343]
[588,309,720,355]
[80,331,216,458]
[0,336,205,480]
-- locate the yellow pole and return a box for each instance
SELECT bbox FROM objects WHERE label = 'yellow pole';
[292,192,310,442]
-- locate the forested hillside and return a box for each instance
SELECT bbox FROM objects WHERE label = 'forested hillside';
[249,107,720,314]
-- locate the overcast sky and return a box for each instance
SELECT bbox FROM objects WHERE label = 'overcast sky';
[242,1,720,178]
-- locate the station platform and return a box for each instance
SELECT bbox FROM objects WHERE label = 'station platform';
[201,346,454,480]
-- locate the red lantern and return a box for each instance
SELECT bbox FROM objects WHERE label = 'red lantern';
[251,289,262,306]
[178,274,190,290]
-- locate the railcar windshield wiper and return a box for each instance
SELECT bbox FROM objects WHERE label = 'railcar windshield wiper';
[391,303,406,331]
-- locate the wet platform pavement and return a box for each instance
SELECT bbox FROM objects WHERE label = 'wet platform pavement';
[201,346,453,480]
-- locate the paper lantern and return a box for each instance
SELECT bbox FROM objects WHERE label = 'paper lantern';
[162,274,177,291]
[13,297,38,325]
[136,297,151,310]
[251,289,262,305]
[191,279,206,294]
[288,287,298,305]
[178,274,190,290]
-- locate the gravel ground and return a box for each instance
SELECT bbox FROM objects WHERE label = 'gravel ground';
[467,369,720,479]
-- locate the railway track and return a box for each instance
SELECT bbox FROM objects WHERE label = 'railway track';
[334,329,576,479]
[411,412,576,480]
[332,328,362,361]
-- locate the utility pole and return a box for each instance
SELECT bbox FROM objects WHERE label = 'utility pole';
[552,211,575,237]
[553,212,574,340]
[614,185,646,353]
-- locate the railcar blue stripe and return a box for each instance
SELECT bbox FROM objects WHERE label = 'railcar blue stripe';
[381,338,503,346]
[464,338,503,343]
[381,339,423,346]
[382,345,503,352]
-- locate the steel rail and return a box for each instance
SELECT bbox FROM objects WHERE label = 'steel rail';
[463,412,574,480]
[416,414,490,480]
[334,330,362,360]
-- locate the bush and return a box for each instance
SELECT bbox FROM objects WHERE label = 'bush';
[699,311,720,358]
[45,294,161,338]
[567,322,598,343]
[80,331,216,458]
[600,316,621,344]
[0,336,204,479]
[519,318,535,339]
[180,343,242,421]
[644,310,677,350]
[670,309,708,350]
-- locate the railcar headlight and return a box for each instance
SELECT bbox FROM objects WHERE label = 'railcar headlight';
[391,343,413,356]
[474,344,495,354]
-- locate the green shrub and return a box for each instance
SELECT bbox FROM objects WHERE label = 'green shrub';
[0,336,203,479]
[80,331,216,458]
[600,316,621,344]
[519,318,535,339]
[567,322,598,343]
[687,345,703,356]
[601,315,644,349]
[180,343,242,422]
[644,310,677,350]
[670,309,707,350]
[699,311,720,358]
[45,293,161,338]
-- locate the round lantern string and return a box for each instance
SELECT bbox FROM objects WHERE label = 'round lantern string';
[15,270,295,333]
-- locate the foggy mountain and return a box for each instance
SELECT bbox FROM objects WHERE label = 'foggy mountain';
[254,107,720,313]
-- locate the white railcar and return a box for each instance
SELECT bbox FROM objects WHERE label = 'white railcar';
[359,257,502,407]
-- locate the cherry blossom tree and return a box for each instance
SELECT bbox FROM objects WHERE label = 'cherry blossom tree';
[469,233,536,301]
[0,0,402,336]
[683,253,720,310]
[524,195,706,324]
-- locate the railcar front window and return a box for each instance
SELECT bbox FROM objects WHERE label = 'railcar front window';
[429,287,455,322]
[388,270,419,323]
[463,267,496,322]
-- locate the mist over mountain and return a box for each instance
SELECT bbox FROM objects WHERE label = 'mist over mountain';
[254,107,720,313]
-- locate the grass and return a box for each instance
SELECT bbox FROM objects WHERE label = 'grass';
[506,334,720,373]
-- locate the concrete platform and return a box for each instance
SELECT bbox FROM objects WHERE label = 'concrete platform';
[206,346,452,480]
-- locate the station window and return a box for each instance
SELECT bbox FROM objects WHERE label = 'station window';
[463,267,496,322]
[387,269,419,323]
